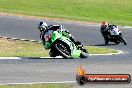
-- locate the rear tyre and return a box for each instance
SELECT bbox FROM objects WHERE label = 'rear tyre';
[105,40,109,45]
[82,48,88,54]
[77,45,88,53]
[80,51,88,58]
[53,40,71,59]
[114,40,120,44]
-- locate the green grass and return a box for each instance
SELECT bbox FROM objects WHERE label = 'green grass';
[0,0,132,26]
[0,84,73,88]
[0,38,49,57]
[86,46,117,54]
[0,38,117,57]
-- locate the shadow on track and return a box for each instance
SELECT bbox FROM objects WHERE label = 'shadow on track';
[89,43,117,46]
[27,57,88,59]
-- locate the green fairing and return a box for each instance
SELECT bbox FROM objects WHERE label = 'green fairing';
[44,42,51,49]
[44,31,82,58]
[59,38,81,58]
[44,31,60,49]
[51,31,61,43]
[72,50,81,58]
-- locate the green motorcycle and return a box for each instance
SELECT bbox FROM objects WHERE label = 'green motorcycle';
[43,30,88,59]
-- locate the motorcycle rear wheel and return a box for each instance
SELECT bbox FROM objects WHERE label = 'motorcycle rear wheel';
[80,51,88,58]
[53,40,71,59]
[114,40,120,44]
[118,36,127,45]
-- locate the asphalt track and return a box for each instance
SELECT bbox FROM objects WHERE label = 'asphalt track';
[0,15,132,88]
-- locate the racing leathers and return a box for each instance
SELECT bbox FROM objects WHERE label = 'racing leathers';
[100,24,117,44]
[40,25,79,48]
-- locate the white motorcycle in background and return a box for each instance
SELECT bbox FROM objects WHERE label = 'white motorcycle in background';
[106,25,127,45]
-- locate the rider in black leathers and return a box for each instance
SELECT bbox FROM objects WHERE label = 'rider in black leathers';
[100,21,118,44]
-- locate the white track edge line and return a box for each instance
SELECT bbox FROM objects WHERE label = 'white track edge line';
[0,57,21,59]
[0,50,125,59]
[0,81,76,85]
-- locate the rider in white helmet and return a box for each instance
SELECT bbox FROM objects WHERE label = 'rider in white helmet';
[38,21,48,32]
[37,21,81,46]
[38,21,88,56]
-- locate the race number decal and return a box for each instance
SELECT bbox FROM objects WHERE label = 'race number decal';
[44,34,52,41]
[44,30,53,41]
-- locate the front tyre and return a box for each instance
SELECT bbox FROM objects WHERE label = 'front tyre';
[53,40,71,59]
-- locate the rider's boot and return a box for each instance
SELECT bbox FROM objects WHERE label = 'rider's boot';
[105,40,109,45]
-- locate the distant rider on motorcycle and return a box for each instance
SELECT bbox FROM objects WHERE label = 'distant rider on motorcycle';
[100,21,121,44]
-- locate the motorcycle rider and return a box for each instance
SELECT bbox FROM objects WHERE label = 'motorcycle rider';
[100,21,119,44]
[37,21,81,46]
[38,21,87,57]
[100,21,127,45]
